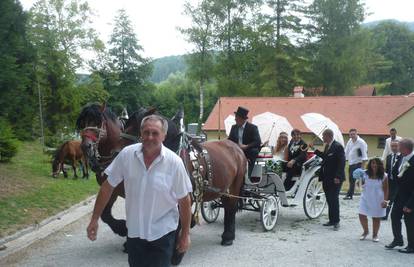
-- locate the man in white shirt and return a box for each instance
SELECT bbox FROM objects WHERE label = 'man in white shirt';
[382,128,402,161]
[87,115,193,267]
[344,128,368,200]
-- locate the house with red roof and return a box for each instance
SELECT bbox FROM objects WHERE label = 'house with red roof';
[202,91,414,157]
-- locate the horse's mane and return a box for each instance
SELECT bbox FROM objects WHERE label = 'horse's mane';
[76,103,118,130]
[53,140,69,161]
[125,107,158,129]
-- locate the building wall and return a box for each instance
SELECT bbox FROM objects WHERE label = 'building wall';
[389,108,414,139]
[205,131,386,158]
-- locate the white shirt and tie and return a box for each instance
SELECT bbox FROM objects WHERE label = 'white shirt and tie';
[389,152,400,180]
[382,136,402,161]
[238,121,247,144]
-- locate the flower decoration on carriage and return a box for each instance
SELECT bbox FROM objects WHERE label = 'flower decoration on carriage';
[397,161,411,178]
[352,168,366,180]
[265,159,284,177]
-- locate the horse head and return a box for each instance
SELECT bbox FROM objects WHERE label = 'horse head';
[76,103,121,172]
[51,157,60,177]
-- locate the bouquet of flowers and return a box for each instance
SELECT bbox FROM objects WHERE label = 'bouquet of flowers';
[398,161,411,178]
[265,159,284,177]
[352,168,366,181]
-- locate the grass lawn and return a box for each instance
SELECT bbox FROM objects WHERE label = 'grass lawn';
[0,141,98,238]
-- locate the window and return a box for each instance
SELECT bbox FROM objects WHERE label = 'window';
[377,137,386,149]
[313,138,323,146]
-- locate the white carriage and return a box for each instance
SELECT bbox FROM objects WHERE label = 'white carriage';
[201,151,327,231]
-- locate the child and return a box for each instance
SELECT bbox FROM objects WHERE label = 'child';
[357,158,389,242]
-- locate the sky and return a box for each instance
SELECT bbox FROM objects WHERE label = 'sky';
[20,0,414,59]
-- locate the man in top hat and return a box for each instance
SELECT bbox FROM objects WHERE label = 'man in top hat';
[228,106,261,177]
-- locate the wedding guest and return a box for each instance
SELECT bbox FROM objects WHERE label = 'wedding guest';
[358,158,389,242]
[382,128,402,161]
[383,141,402,220]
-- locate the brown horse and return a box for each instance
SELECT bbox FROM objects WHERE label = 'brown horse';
[52,140,89,178]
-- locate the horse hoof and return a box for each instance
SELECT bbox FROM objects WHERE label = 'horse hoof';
[221,239,233,246]
[171,251,185,265]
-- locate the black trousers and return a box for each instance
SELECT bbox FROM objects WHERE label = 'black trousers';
[127,230,176,267]
[385,179,398,219]
[323,180,342,224]
[391,198,404,242]
[405,210,414,248]
[346,163,361,197]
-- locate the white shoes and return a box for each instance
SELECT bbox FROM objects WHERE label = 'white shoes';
[372,236,379,242]
[360,233,369,240]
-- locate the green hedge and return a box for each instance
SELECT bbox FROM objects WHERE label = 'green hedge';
[0,117,19,162]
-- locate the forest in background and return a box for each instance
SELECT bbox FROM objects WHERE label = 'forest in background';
[1,0,414,160]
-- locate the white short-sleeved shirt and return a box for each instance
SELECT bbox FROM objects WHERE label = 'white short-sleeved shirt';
[105,143,193,241]
[345,136,368,165]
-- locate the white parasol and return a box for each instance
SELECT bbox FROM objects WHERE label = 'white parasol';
[252,112,293,147]
[224,115,235,136]
[300,113,344,146]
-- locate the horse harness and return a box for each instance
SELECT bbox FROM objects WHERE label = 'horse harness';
[179,133,215,224]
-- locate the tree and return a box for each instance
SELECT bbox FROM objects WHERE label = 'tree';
[180,0,215,131]
[102,9,153,113]
[368,21,414,95]
[306,0,368,95]
[210,0,263,96]
[255,0,309,96]
[28,0,101,135]
[0,0,36,140]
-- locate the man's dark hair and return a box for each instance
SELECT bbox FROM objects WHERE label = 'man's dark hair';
[390,128,397,132]
[366,158,385,180]
[291,129,301,135]
[349,128,357,133]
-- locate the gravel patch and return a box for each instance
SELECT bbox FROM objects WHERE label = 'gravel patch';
[1,197,413,267]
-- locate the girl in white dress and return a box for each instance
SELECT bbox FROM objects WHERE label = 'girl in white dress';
[358,158,389,242]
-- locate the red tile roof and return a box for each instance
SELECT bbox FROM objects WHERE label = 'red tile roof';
[203,96,414,136]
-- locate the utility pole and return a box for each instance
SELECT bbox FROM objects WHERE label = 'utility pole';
[35,52,45,150]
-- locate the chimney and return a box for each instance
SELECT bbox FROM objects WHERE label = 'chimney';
[293,86,304,98]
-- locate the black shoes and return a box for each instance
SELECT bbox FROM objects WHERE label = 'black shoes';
[398,247,414,254]
[385,240,404,249]
[343,196,353,200]
[333,223,340,231]
[323,222,334,226]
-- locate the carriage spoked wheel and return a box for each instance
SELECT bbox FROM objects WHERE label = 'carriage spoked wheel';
[201,200,220,223]
[260,195,279,231]
[303,175,327,219]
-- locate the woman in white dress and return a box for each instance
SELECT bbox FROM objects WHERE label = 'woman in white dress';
[272,132,288,160]
[358,158,389,242]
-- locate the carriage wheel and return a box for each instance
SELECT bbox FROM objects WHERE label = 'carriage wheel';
[260,195,279,231]
[201,200,220,223]
[303,176,327,219]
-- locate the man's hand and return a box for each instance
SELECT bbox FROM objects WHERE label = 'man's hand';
[334,178,341,184]
[87,219,99,241]
[381,200,388,209]
[176,231,191,253]
[403,207,412,213]
[287,159,295,168]
[238,144,248,150]
[308,142,314,149]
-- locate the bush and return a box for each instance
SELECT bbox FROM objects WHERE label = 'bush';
[0,118,19,162]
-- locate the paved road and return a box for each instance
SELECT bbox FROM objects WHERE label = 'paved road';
[1,197,414,267]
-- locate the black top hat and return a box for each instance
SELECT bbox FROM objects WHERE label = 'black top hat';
[234,106,249,119]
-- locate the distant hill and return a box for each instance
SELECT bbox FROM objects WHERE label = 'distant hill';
[363,19,414,31]
[150,55,187,83]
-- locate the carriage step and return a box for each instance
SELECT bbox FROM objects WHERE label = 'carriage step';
[283,204,297,207]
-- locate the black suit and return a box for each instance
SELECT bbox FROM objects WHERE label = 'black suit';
[314,141,346,224]
[284,139,307,189]
[391,155,414,248]
[385,153,402,218]
[228,121,261,176]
